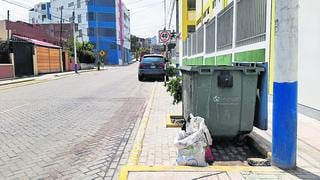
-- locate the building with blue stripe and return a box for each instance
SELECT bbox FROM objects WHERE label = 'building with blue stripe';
[30,0,130,65]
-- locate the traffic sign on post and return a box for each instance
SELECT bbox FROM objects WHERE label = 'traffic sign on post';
[99,50,106,57]
[159,30,171,44]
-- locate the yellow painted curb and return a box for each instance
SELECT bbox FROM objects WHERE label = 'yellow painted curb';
[118,165,283,180]
[126,82,157,165]
[165,114,183,128]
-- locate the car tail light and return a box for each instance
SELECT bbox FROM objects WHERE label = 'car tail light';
[159,63,165,68]
[139,63,144,68]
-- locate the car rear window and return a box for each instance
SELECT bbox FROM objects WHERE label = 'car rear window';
[142,57,164,63]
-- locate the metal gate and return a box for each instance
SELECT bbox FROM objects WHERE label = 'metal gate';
[12,41,34,77]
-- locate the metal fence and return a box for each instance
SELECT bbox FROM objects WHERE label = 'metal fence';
[183,0,267,60]
[236,0,267,47]
[191,33,197,56]
[217,3,233,51]
[187,36,192,56]
[183,40,188,57]
[206,18,215,53]
[196,25,204,54]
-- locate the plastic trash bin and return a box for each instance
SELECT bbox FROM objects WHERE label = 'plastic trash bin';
[180,64,264,137]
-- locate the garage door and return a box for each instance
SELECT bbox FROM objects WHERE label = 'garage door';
[36,47,61,74]
[49,48,61,73]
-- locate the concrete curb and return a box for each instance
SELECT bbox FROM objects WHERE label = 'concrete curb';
[0,69,98,89]
[0,78,35,86]
[248,131,272,160]
[118,165,283,180]
[126,82,157,165]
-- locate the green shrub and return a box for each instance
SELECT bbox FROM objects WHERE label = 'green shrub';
[166,77,182,105]
[166,65,177,77]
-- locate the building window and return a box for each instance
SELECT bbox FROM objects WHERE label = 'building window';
[87,28,116,37]
[187,0,196,10]
[87,12,115,22]
[41,4,46,10]
[68,2,74,7]
[78,14,82,23]
[77,0,81,8]
[79,29,82,37]
[42,15,46,21]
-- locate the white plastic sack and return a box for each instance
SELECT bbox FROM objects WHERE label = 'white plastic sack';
[174,114,213,167]
[186,114,212,146]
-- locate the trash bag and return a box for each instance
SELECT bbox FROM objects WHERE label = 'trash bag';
[174,114,213,167]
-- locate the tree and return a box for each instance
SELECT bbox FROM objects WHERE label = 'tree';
[66,37,95,64]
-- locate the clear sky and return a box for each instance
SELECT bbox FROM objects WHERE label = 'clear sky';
[0,0,176,38]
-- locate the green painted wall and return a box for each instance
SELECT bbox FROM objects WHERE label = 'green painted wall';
[204,57,215,65]
[216,54,232,65]
[182,49,266,66]
[235,49,266,62]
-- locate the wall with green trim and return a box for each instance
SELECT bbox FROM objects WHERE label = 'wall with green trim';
[182,49,266,66]
[235,49,265,62]
[216,54,232,65]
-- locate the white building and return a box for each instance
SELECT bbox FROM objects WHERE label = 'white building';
[49,0,89,42]
[29,0,131,65]
[116,1,131,64]
[29,2,52,24]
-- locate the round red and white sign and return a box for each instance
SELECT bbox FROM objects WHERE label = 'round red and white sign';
[159,30,171,43]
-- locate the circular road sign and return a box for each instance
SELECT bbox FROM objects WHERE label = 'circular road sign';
[159,31,171,43]
[99,50,106,57]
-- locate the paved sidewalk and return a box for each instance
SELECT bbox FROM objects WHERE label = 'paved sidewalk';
[0,68,98,86]
[121,82,320,179]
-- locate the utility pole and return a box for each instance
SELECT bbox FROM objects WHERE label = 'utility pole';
[59,6,63,47]
[73,10,78,73]
[272,0,299,169]
[176,0,179,33]
[163,0,168,83]
[7,10,9,42]
[164,0,166,29]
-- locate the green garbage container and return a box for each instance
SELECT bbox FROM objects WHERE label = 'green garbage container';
[180,64,264,137]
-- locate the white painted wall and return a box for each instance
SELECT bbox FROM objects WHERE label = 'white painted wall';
[123,3,131,50]
[298,0,320,110]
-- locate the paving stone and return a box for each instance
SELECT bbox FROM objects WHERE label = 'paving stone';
[0,64,153,179]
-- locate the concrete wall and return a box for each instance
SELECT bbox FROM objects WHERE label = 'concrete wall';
[0,64,14,80]
[298,1,320,110]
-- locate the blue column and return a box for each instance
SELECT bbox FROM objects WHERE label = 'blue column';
[272,82,297,169]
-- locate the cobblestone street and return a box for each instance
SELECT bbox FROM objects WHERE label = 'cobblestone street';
[0,64,153,179]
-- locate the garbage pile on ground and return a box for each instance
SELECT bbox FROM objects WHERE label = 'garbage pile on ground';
[174,114,213,167]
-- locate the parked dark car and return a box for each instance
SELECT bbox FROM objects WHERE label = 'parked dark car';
[138,54,165,81]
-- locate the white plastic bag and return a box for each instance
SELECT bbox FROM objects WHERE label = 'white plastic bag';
[174,114,212,167]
